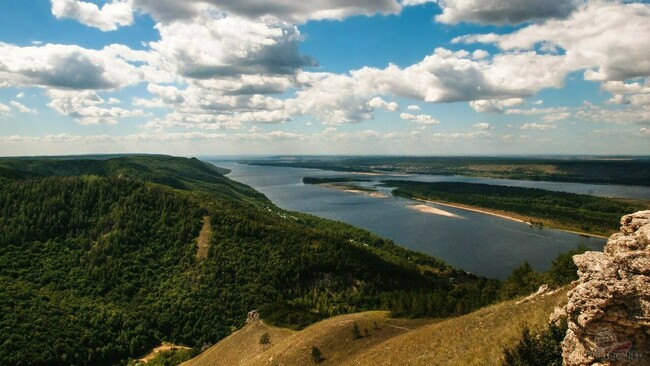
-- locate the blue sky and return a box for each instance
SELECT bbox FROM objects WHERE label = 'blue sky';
[0,0,649,156]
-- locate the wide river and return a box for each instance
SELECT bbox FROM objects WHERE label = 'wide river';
[205,161,648,279]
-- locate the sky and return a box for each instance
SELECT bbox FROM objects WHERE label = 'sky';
[0,0,649,156]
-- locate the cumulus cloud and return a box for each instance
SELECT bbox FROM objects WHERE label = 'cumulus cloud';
[133,0,401,23]
[469,98,525,113]
[0,43,144,90]
[521,123,556,131]
[368,97,399,112]
[432,130,492,139]
[458,1,650,82]
[10,101,36,114]
[407,105,421,111]
[289,46,571,125]
[576,102,650,125]
[473,122,492,130]
[434,0,578,25]
[47,90,144,125]
[150,13,316,79]
[51,0,134,31]
[0,103,10,115]
[400,112,439,125]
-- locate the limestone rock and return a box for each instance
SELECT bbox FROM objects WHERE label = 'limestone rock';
[562,210,650,366]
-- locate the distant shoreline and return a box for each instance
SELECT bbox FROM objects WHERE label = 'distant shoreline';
[409,197,608,239]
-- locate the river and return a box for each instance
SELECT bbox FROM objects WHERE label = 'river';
[207,161,622,279]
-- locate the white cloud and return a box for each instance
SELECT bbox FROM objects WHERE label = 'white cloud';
[407,105,421,111]
[50,0,134,31]
[542,112,571,122]
[368,97,399,112]
[521,123,556,131]
[400,112,440,125]
[434,0,578,25]
[0,103,10,115]
[15,92,25,99]
[133,0,401,23]
[640,127,650,136]
[469,98,525,113]
[47,90,144,125]
[459,1,650,82]
[431,130,492,139]
[10,101,36,114]
[473,122,492,130]
[0,43,144,90]
[601,79,650,95]
[150,13,316,80]
[576,103,650,125]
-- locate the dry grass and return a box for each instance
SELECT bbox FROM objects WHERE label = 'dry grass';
[181,320,294,366]
[137,342,190,364]
[195,216,211,260]
[347,289,568,366]
[183,289,568,366]
[245,312,436,366]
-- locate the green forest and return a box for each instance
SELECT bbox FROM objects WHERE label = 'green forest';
[384,180,648,236]
[245,156,650,187]
[0,156,536,366]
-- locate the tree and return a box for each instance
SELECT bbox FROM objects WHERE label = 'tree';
[310,346,325,364]
[549,245,588,286]
[259,333,271,346]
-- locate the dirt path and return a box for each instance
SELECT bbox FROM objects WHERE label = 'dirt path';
[139,342,190,363]
[196,216,211,260]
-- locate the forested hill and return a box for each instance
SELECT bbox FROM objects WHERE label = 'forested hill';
[0,156,498,366]
[0,155,265,203]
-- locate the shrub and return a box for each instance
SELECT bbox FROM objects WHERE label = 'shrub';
[311,346,325,364]
[502,319,567,366]
[259,333,271,346]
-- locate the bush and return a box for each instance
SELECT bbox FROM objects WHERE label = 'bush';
[259,333,271,346]
[258,301,325,330]
[502,319,567,366]
[352,322,362,340]
[310,346,325,364]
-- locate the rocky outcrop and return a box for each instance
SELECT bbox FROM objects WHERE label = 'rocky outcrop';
[562,210,650,365]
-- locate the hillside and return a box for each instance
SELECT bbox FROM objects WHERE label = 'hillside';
[0,155,499,366]
[183,288,567,366]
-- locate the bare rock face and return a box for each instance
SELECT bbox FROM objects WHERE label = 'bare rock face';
[562,210,650,365]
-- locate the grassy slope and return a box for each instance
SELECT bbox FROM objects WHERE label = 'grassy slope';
[183,289,566,366]
[181,321,294,366]
[349,289,567,366]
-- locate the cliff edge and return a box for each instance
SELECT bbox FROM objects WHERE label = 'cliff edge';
[562,210,650,365]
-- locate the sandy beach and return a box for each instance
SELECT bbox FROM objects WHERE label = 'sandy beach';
[410,197,607,239]
[408,204,463,218]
